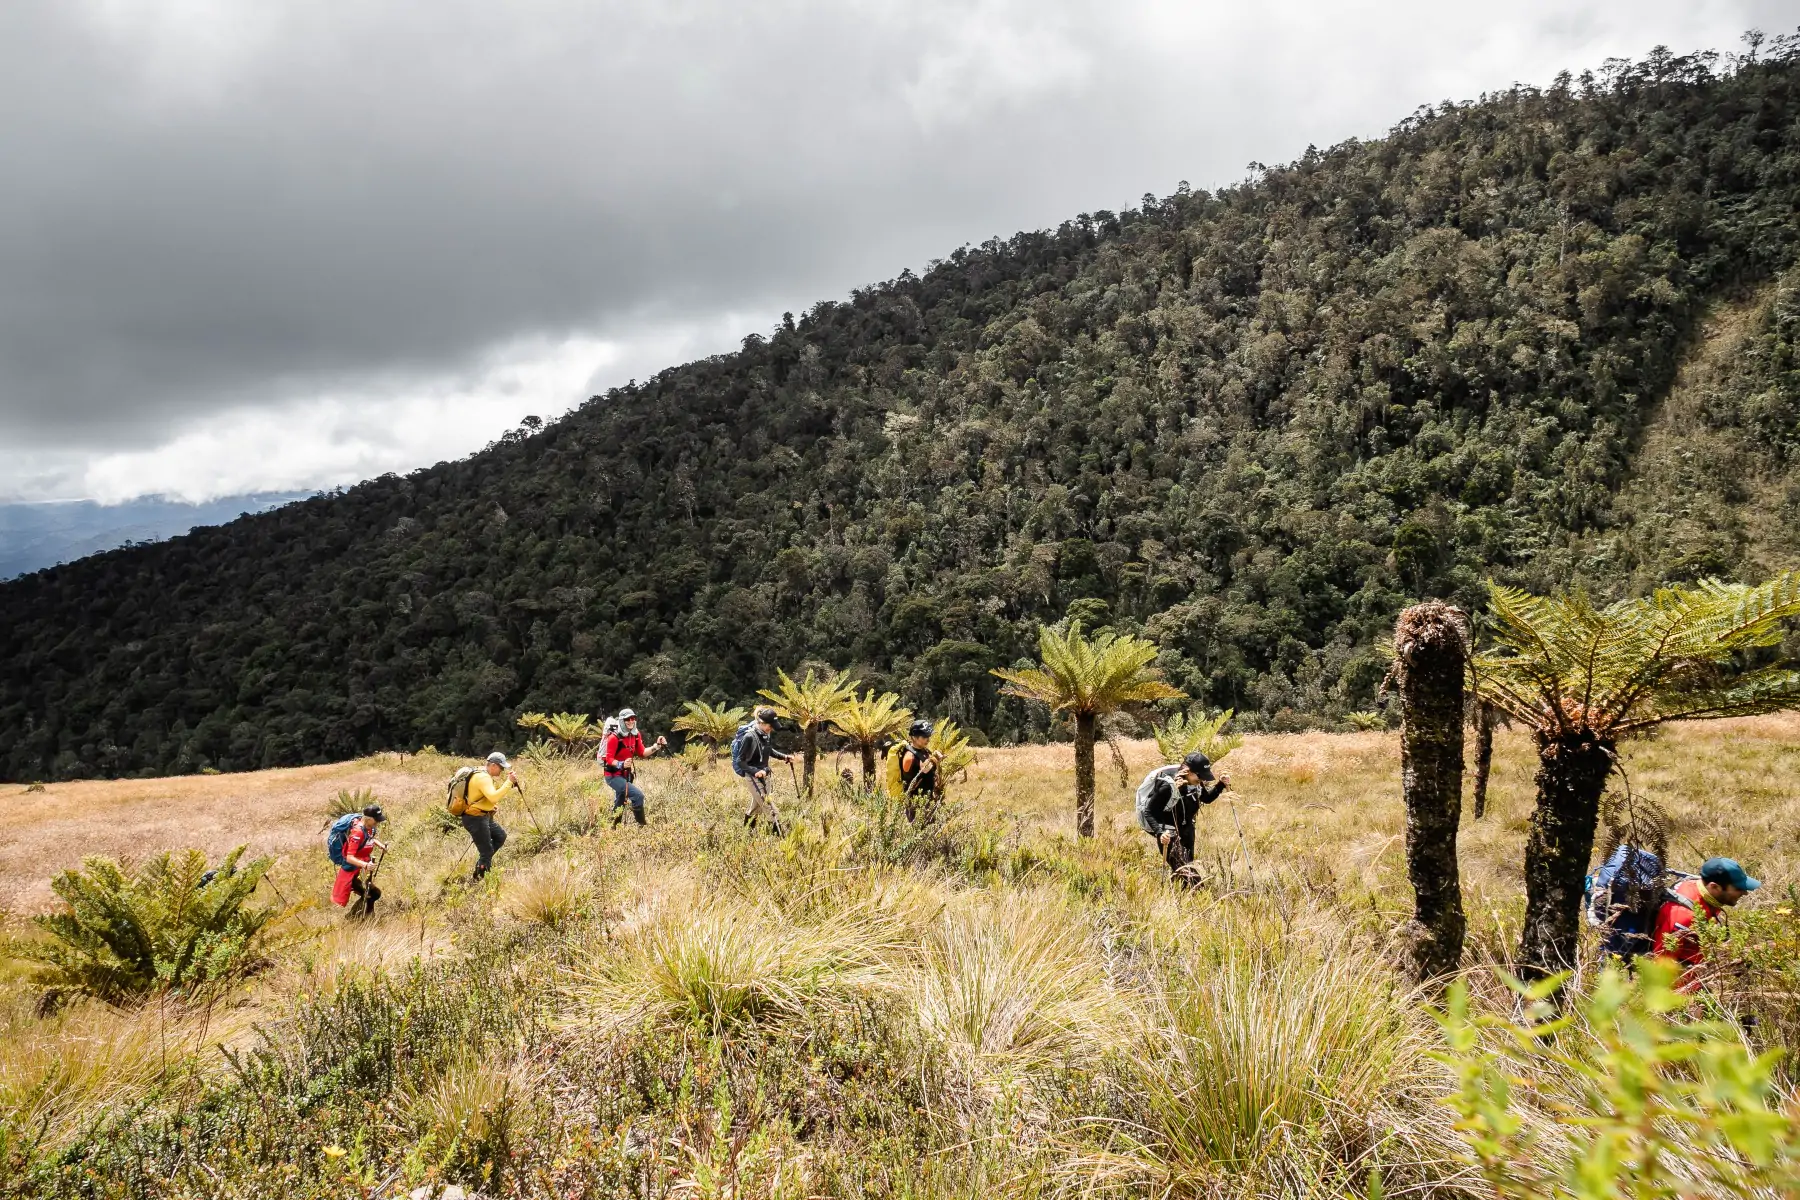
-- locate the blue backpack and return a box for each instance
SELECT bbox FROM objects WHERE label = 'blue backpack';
[324,813,360,869]
[730,723,757,776]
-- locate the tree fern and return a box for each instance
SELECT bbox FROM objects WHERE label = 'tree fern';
[758,668,859,793]
[993,622,1183,836]
[828,690,912,787]
[11,848,290,1005]
[671,700,749,756]
[1153,708,1242,765]
[1473,571,1800,980]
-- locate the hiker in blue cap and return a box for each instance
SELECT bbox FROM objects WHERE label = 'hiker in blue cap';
[1653,856,1760,990]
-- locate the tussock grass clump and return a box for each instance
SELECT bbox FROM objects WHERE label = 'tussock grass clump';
[0,1001,181,1155]
[913,891,1117,1073]
[569,897,895,1033]
[502,857,598,929]
[1118,903,1455,1196]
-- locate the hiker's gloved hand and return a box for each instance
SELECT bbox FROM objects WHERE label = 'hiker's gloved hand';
[1159,830,1174,848]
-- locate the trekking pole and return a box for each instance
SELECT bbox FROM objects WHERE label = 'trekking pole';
[1228,795,1257,891]
[513,776,545,835]
[786,758,802,802]
[355,845,388,918]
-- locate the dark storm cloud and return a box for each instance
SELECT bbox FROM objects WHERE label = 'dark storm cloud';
[0,1,1789,498]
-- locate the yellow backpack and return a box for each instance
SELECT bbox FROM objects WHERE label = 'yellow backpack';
[884,743,905,798]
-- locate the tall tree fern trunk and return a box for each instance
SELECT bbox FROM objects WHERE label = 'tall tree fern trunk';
[1471,701,1496,820]
[1073,711,1097,837]
[802,725,818,795]
[1394,601,1468,982]
[860,742,877,789]
[1518,729,1614,981]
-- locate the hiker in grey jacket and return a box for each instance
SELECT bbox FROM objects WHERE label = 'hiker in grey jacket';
[1136,751,1229,882]
[732,706,792,834]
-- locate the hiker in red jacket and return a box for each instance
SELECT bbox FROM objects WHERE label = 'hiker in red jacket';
[329,805,387,910]
[600,708,667,826]
[1652,857,1759,991]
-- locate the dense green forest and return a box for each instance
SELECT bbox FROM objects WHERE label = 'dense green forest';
[5,41,1800,780]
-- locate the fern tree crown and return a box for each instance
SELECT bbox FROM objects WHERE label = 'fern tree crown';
[828,690,913,749]
[991,622,1183,716]
[1474,572,1800,738]
[758,668,859,730]
[672,700,749,748]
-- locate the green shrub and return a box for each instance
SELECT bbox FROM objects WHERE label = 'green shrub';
[1438,959,1800,1198]
[1698,885,1800,1073]
[9,848,289,1005]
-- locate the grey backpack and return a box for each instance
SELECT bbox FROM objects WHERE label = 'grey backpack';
[1135,765,1182,836]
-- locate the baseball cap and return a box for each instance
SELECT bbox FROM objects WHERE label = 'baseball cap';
[619,708,637,721]
[909,719,935,738]
[362,804,387,822]
[755,706,778,724]
[486,751,511,769]
[1700,857,1760,891]
[1182,752,1216,781]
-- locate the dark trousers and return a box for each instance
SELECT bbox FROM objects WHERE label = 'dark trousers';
[607,774,646,825]
[1161,822,1197,884]
[461,813,508,877]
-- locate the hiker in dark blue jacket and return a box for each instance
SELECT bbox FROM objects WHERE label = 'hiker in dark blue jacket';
[732,706,792,834]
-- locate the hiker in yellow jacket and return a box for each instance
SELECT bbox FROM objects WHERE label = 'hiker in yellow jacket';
[463,751,520,879]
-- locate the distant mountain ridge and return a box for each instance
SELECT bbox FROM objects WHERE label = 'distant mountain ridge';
[4,43,1800,780]
[0,494,311,580]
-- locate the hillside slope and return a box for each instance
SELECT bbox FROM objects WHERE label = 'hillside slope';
[5,45,1800,779]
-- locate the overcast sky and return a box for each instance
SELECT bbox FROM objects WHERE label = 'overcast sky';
[2,1,1792,504]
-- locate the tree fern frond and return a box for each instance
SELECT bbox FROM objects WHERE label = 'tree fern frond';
[1616,666,1800,733]
[991,621,1183,717]
[829,690,913,747]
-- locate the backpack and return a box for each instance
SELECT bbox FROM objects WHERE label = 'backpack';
[1134,765,1182,837]
[324,812,360,869]
[730,723,757,776]
[446,766,478,817]
[884,742,905,797]
[1586,844,1667,960]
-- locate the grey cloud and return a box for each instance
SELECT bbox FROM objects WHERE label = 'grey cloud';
[0,0,1789,466]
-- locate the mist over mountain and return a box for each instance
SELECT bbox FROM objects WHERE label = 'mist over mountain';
[4,44,1800,781]
[0,494,309,581]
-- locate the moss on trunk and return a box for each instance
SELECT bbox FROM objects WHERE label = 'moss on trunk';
[1518,729,1615,981]
[1394,601,1468,982]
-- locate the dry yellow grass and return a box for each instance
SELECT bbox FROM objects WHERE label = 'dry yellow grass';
[0,756,437,915]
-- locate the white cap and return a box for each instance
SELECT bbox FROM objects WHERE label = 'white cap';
[619,708,637,720]
[486,751,510,768]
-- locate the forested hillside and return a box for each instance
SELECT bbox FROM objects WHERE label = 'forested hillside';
[5,43,1800,780]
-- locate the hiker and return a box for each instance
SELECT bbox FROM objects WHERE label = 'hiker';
[732,706,793,834]
[1135,752,1230,884]
[326,804,387,910]
[1652,856,1760,990]
[462,752,520,879]
[600,708,667,826]
[889,719,943,819]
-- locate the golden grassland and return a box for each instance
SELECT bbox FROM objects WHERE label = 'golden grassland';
[1,717,1796,1198]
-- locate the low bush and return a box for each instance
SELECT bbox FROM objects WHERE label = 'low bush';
[1439,958,1800,1198]
[8,848,290,1006]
